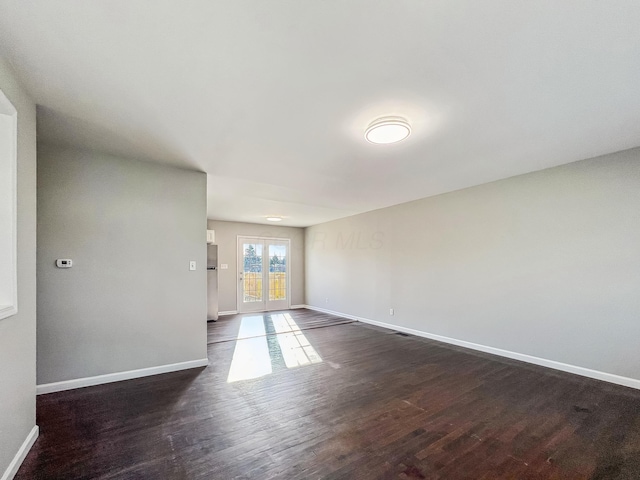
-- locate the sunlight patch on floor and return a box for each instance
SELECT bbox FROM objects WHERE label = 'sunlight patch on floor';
[227,317,272,382]
[272,313,323,368]
[227,313,322,383]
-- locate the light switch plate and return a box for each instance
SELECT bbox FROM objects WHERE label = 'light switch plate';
[189,261,196,271]
[220,264,228,270]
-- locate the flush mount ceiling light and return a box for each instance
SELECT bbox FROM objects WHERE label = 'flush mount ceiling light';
[365,116,411,144]
[266,216,283,222]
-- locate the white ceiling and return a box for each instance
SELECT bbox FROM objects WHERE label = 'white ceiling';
[2,1,640,227]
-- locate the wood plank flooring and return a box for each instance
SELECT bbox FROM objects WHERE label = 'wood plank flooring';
[16,309,640,479]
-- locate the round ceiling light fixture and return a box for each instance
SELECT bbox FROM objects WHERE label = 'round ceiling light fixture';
[266,216,283,222]
[365,116,411,144]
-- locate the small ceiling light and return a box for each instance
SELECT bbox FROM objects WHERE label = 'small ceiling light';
[365,116,411,144]
[266,216,283,222]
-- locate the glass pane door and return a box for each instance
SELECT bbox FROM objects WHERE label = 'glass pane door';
[237,237,290,313]
[266,240,288,311]
[239,240,264,312]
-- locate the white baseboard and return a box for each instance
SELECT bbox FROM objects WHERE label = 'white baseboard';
[303,305,365,323]
[37,358,210,395]
[304,305,640,391]
[1,425,39,480]
[220,307,305,315]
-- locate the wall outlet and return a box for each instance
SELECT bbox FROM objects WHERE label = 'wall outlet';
[325,297,329,304]
[389,308,394,316]
[189,261,196,271]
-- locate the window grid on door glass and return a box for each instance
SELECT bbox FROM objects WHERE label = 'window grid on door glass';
[268,245,287,301]
[243,243,262,302]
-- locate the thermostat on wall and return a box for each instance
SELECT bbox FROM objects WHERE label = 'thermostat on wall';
[56,259,73,268]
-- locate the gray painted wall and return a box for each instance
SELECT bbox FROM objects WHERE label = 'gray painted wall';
[306,148,640,382]
[37,145,208,385]
[207,220,304,312]
[0,57,37,475]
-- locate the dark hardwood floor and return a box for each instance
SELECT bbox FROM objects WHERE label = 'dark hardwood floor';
[17,309,640,479]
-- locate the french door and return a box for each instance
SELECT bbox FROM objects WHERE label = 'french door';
[237,237,290,313]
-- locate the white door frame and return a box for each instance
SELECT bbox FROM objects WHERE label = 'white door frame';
[237,236,291,313]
